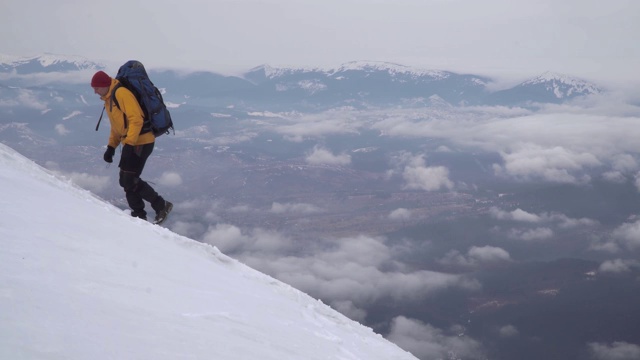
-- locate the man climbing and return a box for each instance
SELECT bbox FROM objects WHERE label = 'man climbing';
[91,70,173,225]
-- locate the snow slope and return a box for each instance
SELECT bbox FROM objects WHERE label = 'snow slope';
[0,142,417,360]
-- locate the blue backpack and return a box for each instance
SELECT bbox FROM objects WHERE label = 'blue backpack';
[96,60,174,137]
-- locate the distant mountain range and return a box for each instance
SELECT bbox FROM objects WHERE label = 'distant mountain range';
[0,54,603,110]
[0,54,100,73]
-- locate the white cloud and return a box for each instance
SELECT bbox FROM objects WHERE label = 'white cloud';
[403,165,454,191]
[634,172,640,193]
[156,172,182,187]
[47,166,110,193]
[389,208,411,221]
[62,110,82,121]
[490,207,598,229]
[270,202,322,214]
[494,144,600,184]
[170,220,206,239]
[0,88,48,110]
[603,171,627,184]
[387,316,484,360]
[305,146,351,166]
[203,231,480,315]
[330,300,367,323]
[611,154,638,173]
[275,112,361,141]
[612,220,640,250]
[467,246,512,263]
[498,325,519,338]
[203,223,294,255]
[508,227,554,241]
[54,124,70,136]
[373,108,640,186]
[589,341,640,360]
[552,213,599,229]
[490,207,542,222]
[400,154,453,191]
[439,246,512,269]
[598,259,635,274]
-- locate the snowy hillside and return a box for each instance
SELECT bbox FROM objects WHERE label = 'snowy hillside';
[0,143,417,360]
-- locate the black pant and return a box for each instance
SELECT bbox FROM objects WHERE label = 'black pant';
[118,143,165,217]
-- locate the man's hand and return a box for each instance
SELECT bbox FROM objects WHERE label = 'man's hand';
[103,146,115,163]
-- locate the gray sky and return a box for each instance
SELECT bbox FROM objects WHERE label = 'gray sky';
[2,0,639,85]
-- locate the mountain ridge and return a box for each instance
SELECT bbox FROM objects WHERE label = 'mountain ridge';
[0,53,603,109]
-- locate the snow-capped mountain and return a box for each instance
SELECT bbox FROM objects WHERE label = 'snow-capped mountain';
[243,61,492,107]
[247,61,453,81]
[522,72,602,97]
[0,53,102,74]
[488,71,602,104]
[0,54,604,110]
[0,141,417,360]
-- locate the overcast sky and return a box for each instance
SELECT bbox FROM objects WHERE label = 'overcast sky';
[2,0,638,84]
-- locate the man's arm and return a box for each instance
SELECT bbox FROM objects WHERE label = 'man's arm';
[115,88,145,145]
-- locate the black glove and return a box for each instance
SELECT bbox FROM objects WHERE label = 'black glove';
[103,146,115,163]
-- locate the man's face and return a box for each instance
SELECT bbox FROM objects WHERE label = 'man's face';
[93,86,109,97]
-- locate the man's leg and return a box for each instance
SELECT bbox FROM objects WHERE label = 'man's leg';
[119,143,168,219]
[120,170,147,219]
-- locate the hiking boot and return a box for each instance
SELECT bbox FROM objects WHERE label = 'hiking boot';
[131,210,147,221]
[153,201,173,225]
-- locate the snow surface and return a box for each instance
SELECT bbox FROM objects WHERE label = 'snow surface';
[0,142,417,360]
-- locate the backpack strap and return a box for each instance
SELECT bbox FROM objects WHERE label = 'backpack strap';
[95,106,105,131]
[109,84,128,130]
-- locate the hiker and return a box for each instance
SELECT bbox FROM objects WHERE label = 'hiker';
[91,70,172,224]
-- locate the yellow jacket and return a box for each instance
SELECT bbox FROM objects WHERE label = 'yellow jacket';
[101,78,155,148]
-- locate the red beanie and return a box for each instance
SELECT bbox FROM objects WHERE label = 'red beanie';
[91,71,112,87]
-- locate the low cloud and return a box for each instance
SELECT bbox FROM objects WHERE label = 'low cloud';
[498,325,519,338]
[47,165,110,193]
[598,259,637,274]
[439,246,512,269]
[387,316,484,360]
[271,202,322,214]
[603,171,627,184]
[490,207,599,231]
[370,106,640,185]
[634,172,640,193]
[54,124,70,136]
[493,144,600,184]
[611,220,640,250]
[305,146,351,166]
[508,227,554,241]
[389,208,412,221]
[202,230,480,318]
[490,207,542,223]
[156,171,183,187]
[611,154,639,173]
[0,88,48,110]
[203,223,295,255]
[589,341,640,360]
[274,111,362,141]
[400,154,454,191]
[0,68,96,85]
